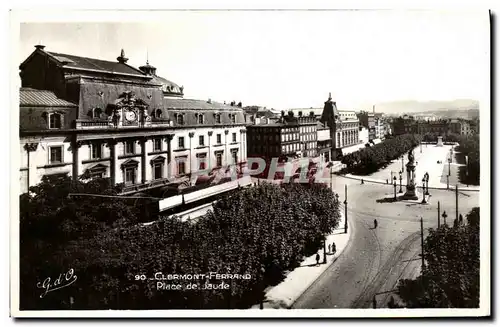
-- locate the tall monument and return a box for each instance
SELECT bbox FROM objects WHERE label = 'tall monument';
[402,149,419,200]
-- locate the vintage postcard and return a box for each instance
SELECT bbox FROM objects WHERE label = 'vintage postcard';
[9,8,491,318]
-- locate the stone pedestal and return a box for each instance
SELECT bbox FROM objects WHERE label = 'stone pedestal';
[437,136,444,147]
[402,154,419,200]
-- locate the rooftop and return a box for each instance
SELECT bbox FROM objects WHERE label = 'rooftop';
[163,98,242,111]
[20,88,77,107]
[46,51,147,77]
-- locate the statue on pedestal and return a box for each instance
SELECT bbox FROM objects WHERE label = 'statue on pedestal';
[403,148,419,200]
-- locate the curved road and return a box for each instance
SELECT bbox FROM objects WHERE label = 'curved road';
[293,177,479,309]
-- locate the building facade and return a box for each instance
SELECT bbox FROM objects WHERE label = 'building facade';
[319,94,360,160]
[19,45,247,195]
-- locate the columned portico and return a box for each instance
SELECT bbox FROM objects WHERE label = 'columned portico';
[24,143,39,191]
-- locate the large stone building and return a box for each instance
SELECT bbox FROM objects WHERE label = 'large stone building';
[392,116,477,137]
[319,94,360,160]
[19,45,247,195]
[246,111,317,160]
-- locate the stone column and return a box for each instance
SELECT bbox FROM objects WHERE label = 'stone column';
[24,143,38,191]
[140,137,147,184]
[107,139,118,186]
[188,132,195,175]
[166,134,174,178]
[239,129,246,163]
[224,130,229,166]
[207,131,213,170]
[71,137,81,182]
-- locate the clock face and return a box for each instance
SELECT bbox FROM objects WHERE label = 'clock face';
[125,110,137,122]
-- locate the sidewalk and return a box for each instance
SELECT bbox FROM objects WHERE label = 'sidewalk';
[342,144,480,192]
[342,173,479,192]
[251,209,351,309]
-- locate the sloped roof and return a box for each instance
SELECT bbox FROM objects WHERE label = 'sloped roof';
[289,108,323,116]
[47,51,147,77]
[20,88,77,107]
[163,98,240,111]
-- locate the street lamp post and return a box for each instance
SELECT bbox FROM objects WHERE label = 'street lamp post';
[446,174,449,190]
[442,211,448,226]
[421,178,427,204]
[465,155,469,187]
[393,176,397,200]
[260,266,266,309]
[399,170,403,193]
[420,141,422,153]
[401,156,404,173]
[425,172,430,195]
[344,184,348,234]
[448,157,451,176]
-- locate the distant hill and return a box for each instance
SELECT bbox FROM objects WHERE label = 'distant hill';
[372,99,479,116]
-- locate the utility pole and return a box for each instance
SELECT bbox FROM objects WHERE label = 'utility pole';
[437,201,440,228]
[330,166,333,190]
[420,217,425,271]
[344,184,348,234]
[323,239,327,264]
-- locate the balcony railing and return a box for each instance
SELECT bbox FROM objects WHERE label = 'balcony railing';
[76,120,110,129]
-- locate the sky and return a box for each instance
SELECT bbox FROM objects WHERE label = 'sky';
[17,10,489,111]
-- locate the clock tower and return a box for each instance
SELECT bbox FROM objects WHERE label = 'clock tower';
[112,91,151,128]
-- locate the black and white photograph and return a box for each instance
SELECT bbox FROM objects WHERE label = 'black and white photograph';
[9,8,491,318]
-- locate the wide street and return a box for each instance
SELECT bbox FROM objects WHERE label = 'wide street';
[293,151,480,309]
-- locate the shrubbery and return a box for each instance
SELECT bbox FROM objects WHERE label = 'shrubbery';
[456,135,480,185]
[397,208,479,308]
[20,179,340,310]
[340,134,422,175]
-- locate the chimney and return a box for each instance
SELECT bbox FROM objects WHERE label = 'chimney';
[207,98,212,104]
[373,105,375,114]
[34,44,45,50]
[117,49,129,64]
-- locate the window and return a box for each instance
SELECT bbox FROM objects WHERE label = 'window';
[231,114,236,124]
[153,163,163,180]
[49,146,63,164]
[124,167,136,185]
[177,114,184,125]
[178,136,185,149]
[217,134,222,144]
[198,115,204,124]
[90,143,102,159]
[153,138,162,152]
[216,152,223,167]
[88,165,106,179]
[199,135,205,146]
[125,141,135,154]
[232,133,237,143]
[197,153,207,170]
[155,109,162,118]
[93,108,102,119]
[49,113,62,129]
[232,150,238,164]
[90,170,104,179]
[177,161,186,175]
[215,114,221,124]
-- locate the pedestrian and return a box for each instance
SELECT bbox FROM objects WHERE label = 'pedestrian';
[331,242,336,255]
[374,219,378,229]
[315,253,320,266]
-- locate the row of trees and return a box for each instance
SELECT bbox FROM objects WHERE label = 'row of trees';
[422,133,462,144]
[456,134,480,185]
[340,134,423,175]
[20,178,341,310]
[397,207,480,308]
